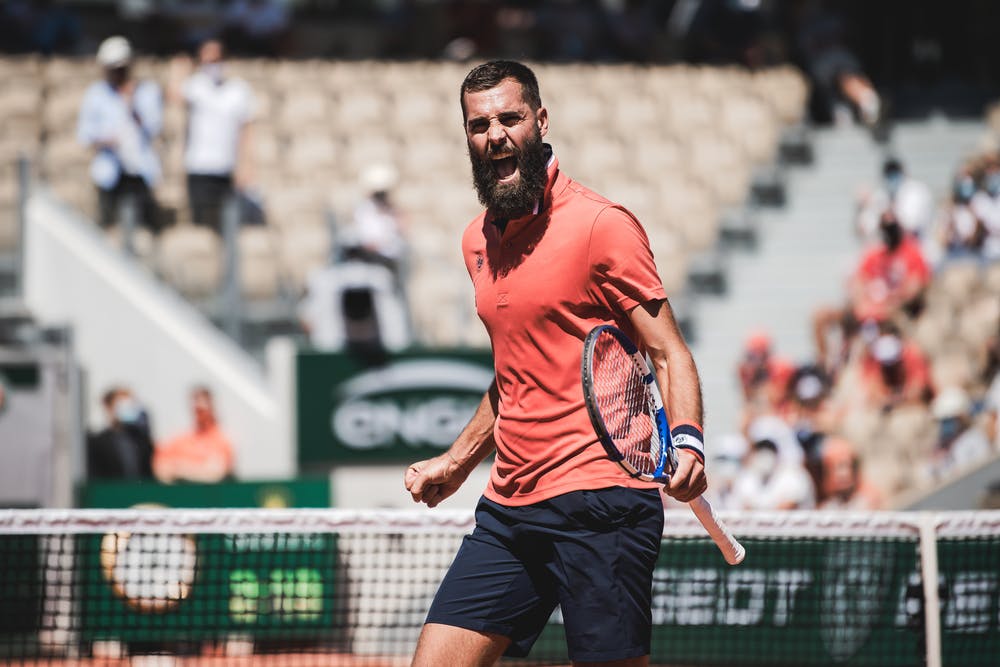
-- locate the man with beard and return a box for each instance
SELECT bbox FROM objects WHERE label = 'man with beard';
[404,60,707,667]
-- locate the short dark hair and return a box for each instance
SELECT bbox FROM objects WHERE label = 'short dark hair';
[191,384,213,401]
[883,157,903,176]
[460,60,542,118]
[102,387,122,409]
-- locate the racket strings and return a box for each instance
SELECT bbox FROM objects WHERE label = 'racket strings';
[591,333,660,475]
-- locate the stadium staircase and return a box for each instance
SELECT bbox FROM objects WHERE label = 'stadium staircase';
[693,119,987,440]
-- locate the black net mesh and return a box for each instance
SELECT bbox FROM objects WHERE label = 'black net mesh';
[0,510,996,666]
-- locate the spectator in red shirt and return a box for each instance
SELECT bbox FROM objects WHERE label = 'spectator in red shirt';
[859,330,934,412]
[737,331,795,426]
[850,210,930,322]
[814,211,930,372]
[153,386,234,483]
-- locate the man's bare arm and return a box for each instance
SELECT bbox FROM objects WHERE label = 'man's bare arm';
[629,298,707,502]
[404,380,499,507]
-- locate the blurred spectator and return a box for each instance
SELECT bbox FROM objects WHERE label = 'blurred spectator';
[816,436,882,509]
[859,330,934,413]
[0,373,7,417]
[342,164,408,277]
[737,331,795,426]
[153,386,234,483]
[938,168,987,258]
[746,414,805,466]
[851,210,931,322]
[856,159,934,241]
[793,1,881,128]
[784,364,837,458]
[86,386,154,480]
[985,376,999,451]
[77,36,165,233]
[930,386,993,478]
[706,433,748,510]
[968,158,1000,261]
[222,0,290,57]
[731,435,815,510]
[168,39,256,233]
[815,210,930,368]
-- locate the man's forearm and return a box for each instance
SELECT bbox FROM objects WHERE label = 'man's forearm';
[449,381,499,468]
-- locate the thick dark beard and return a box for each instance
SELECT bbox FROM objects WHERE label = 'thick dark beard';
[469,130,548,219]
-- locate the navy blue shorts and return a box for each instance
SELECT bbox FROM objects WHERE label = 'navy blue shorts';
[425,486,664,662]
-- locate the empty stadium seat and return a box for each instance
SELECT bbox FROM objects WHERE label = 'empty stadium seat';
[157,226,223,299]
[238,227,284,301]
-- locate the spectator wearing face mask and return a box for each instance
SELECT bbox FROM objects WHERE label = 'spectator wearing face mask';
[856,158,934,242]
[815,210,931,369]
[860,331,934,413]
[167,39,256,233]
[86,386,155,480]
[849,210,930,323]
[930,386,993,479]
[77,35,164,233]
[730,436,815,511]
[969,158,1000,261]
[938,168,988,259]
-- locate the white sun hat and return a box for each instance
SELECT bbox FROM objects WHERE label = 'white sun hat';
[97,36,133,68]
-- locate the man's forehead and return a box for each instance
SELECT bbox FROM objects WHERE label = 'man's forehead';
[463,79,529,115]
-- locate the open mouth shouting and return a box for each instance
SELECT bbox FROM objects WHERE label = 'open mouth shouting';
[490,152,519,184]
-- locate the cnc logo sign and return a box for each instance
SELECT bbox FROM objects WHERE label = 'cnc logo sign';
[331,359,493,451]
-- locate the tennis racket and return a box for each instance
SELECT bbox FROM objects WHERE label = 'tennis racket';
[582,324,745,565]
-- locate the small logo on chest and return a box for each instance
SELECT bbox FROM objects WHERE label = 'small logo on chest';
[497,292,509,307]
[475,252,484,273]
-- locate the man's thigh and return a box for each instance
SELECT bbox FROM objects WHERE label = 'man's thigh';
[547,487,664,664]
[425,518,558,658]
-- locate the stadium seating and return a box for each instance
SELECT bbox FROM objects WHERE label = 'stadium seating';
[0,57,809,348]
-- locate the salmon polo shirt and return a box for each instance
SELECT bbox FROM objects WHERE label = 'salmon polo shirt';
[462,154,666,506]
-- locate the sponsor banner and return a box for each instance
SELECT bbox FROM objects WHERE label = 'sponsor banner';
[79,479,331,510]
[297,349,494,465]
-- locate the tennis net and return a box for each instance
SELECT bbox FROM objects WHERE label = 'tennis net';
[0,509,997,666]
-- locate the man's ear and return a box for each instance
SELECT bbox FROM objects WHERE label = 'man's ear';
[536,106,548,138]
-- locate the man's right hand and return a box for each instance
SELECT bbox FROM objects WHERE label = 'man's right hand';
[404,452,469,508]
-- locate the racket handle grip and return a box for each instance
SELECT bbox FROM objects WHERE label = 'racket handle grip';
[688,496,746,565]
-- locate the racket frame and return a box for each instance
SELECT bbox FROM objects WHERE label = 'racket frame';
[582,324,746,566]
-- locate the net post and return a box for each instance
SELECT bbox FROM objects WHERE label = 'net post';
[918,513,942,667]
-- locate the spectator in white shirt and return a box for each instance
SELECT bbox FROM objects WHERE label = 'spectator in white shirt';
[77,35,164,232]
[969,159,1000,261]
[856,158,934,242]
[731,438,816,511]
[168,39,256,233]
[342,164,408,277]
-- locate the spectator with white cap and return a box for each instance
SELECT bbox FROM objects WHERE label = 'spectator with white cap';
[930,386,993,478]
[77,35,164,232]
[167,38,256,233]
[342,164,408,277]
[859,328,934,413]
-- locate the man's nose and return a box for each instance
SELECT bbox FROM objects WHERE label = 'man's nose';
[487,121,506,146]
